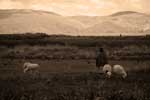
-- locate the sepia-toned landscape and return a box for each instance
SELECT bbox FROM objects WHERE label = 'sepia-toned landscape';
[0,0,150,100]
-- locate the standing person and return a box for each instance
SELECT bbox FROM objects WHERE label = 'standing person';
[96,47,108,72]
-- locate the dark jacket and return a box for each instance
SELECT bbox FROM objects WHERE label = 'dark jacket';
[96,51,108,67]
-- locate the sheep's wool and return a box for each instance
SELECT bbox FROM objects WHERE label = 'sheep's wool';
[113,65,127,78]
[103,64,112,73]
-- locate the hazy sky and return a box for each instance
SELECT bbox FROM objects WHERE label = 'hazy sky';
[0,0,150,16]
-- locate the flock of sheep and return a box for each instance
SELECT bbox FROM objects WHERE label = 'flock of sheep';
[23,62,127,79]
[103,64,127,79]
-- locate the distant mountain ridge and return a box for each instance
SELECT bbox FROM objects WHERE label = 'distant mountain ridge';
[0,9,60,16]
[0,9,83,35]
[110,11,144,16]
[0,9,150,36]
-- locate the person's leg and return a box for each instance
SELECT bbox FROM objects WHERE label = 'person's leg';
[99,66,104,73]
[96,66,100,73]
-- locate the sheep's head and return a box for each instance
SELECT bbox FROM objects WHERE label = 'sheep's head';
[122,72,127,79]
[106,72,112,78]
[23,64,27,69]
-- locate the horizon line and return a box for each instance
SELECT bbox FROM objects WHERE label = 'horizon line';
[0,8,147,17]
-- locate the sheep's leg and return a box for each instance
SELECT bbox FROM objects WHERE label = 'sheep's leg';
[31,69,37,79]
[35,70,40,78]
[27,69,33,75]
[31,70,33,75]
[32,69,40,79]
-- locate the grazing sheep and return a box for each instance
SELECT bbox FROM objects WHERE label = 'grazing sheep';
[102,64,112,78]
[23,62,40,74]
[113,64,127,79]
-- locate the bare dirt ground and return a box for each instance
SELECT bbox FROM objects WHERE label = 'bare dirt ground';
[0,59,150,100]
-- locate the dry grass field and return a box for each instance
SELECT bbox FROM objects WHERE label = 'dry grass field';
[0,59,150,100]
[0,34,150,100]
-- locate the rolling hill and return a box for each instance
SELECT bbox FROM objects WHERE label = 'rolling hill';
[71,11,150,35]
[0,9,83,35]
[0,9,150,36]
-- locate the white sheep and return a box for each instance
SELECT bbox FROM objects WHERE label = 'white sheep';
[102,64,112,78]
[23,62,40,74]
[113,64,127,79]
